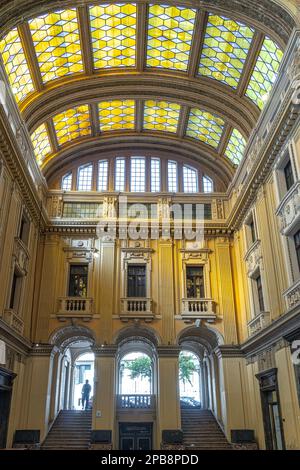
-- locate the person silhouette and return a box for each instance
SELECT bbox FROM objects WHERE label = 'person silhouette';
[81,379,91,410]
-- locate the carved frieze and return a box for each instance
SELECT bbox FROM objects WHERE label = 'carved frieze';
[276,181,300,236]
[244,239,263,278]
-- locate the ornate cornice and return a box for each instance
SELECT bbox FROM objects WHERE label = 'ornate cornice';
[0,319,32,356]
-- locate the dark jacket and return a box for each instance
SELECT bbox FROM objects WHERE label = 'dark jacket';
[81,383,91,396]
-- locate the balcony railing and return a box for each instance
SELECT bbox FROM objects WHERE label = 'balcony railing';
[276,181,300,236]
[3,309,24,335]
[247,311,271,337]
[117,394,155,410]
[56,297,93,321]
[181,298,216,322]
[283,278,300,311]
[120,297,153,321]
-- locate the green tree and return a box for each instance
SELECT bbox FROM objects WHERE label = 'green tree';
[123,356,152,380]
[179,354,198,386]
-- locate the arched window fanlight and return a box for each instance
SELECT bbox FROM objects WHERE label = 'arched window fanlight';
[61,172,72,191]
[203,175,213,193]
[77,163,93,191]
[183,165,198,193]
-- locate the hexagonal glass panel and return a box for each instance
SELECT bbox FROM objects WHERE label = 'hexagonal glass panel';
[53,105,91,146]
[245,36,283,109]
[0,28,34,103]
[90,3,136,69]
[199,15,254,89]
[147,4,196,71]
[144,100,180,133]
[186,108,224,148]
[98,99,135,131]
[31,123,52,166]
[225,128,247,164]
[29,9,83,83]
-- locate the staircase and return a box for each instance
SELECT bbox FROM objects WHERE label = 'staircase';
[181,409,232,450]
[42,410,92,450]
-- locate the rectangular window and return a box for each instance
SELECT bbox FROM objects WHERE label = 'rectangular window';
[294,230,300,272]
[151,158,160,192]
[115,157,125,191]
[77,164,93,191]
[250,220,256,244]
[62,172,72,191]
[183,166,198,193]
[63,203,103,219]
[284,160,294,192]
[68,265,88,297]
[186,266,205,298]
[168,160,177,192]
[131,157,145,192]
[9,273,18,309]
[98,160,108,191]
[127,265,146,297]
[19,213,30,246]
[256,275,265,312]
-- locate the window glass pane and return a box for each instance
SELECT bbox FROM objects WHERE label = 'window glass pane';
[62,172,72,191]
[151,158,160,192]
[31,124,52,166]
[68,265,88,297]
[127,265,146,297]
[131,157,145,192]
[203,175,213,193]
[294,230,300,272]
[284,160,294,192]
[168,161,177,192]
[63,203,102,219]
[98,160,108,191]
[183,166,198,193]
[186,266,204,298]
[115,158,126,191]
[225,128,247,165]
[186,108,224,148]
[77,164,93,191]
[256,275,265,312]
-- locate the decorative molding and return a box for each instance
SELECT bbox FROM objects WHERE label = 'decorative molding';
[276,181,300,236]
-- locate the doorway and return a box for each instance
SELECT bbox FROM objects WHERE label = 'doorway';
[256,368,285,450]
[0,367,16,448]
[119,422,152,450]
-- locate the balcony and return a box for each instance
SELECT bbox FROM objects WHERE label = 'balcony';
[181,298,217,323]
[120,298,153,322]
[247,311,271,337]
[283,278,300,311]
[116,394,156,419]
[56,297,93,321]
[244,240,262,278]
[276,181,300,236]
[3,309,24,335]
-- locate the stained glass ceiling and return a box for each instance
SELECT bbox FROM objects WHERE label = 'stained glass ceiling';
[30,98,247,168]
[0,2,284,173]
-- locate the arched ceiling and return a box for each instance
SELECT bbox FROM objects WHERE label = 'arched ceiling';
[0,1,292,187]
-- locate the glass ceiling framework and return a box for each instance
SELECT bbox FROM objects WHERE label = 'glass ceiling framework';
[30,98,247,168]
[0,2,284,172]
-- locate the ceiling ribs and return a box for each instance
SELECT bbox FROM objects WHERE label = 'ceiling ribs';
[77,5,94,76]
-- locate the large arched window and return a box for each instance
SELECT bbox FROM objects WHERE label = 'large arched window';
[168,160,177,192]
[183,165,198,193]
[120,352,152,395]
[131,157,146,192]
[62,172,72,191]
[77,163,93,191]
[98,160,108,191]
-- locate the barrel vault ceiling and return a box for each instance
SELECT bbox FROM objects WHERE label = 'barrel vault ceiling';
[0,1,292,187]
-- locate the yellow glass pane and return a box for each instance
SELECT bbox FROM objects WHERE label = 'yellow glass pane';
[186,108,224,148]
[98,100,135,131]
[144,100,180,133]
[0,28,34,103]
[31,123,52,165]
[90,4,136,69]
[147,4,196,71]
[225,128,246,165]
[29,9,83,83]
[53,105,91,145]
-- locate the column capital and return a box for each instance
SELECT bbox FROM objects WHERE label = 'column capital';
[93,344,117,358]
[157,346,181,358]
